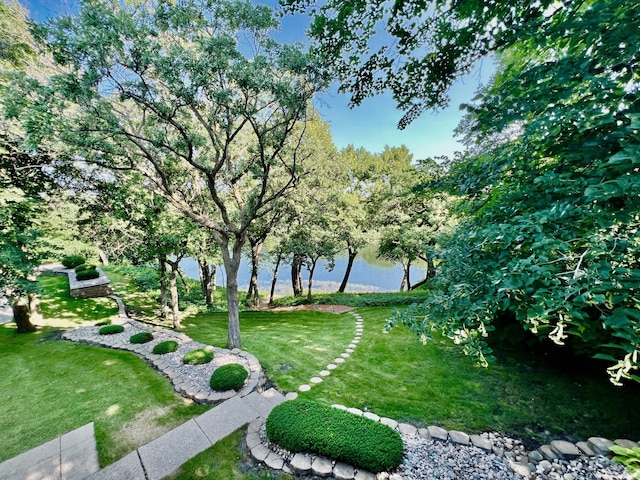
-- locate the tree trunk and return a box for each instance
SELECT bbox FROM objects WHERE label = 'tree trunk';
[97,247,109,266]
[399,262,409,292]
[198,258,215,306]
[307,257,318,301]
[12,297,36,333]
[159,255,169,319]
[291,254,303,297]
[426,256,436,280]
[338,246,357,293]
[219,235,244,349]
[269,254,282,306]
[245,240,262,308]
[407,259,412,290]
[165,256,183,329]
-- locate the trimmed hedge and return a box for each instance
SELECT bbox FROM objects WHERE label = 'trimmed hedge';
[130,332,154,344]
[62,254,86,269]
[99,325,125,335]
[75,264,96,273]
[153,340,179,354]
[210,364,248,391]
[183,348,214,365]
[95,319,112,326]
[76,265,99,281]
[266,400,404,473]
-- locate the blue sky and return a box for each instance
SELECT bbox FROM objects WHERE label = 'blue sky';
[23,0,494,160]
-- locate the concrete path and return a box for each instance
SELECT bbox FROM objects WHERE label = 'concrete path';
[0,388,285,480]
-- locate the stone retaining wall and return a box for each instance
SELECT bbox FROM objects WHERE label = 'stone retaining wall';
[65,267,113,298]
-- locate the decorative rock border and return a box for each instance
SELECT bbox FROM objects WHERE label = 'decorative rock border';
[248,403,638,479]
[62,319,265,403]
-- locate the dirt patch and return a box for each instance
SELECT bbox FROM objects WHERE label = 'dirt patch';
[112,405,180,449]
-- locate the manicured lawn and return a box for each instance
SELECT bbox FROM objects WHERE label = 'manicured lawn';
[184,306,640,444]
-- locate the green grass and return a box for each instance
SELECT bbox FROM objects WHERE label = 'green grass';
[183,306,640,445]
[273,290,430,308]
[165,428,290,480]
[0,325,209,466]
[38,273,119,327]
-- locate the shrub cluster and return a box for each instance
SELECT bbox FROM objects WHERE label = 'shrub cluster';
[266,400,404,473]
[153,340,179,354]
[183,348,214,365]
[99,325,125,335]
[95,319,112,326]
[209,364,248,391]
[61,254,86,269]
[75,264,100,281]
[130,332,154,344]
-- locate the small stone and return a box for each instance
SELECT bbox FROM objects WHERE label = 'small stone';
[539,444,559,461]
[614,439,639,449]
[299,384,311,392]
[327,364,338,370]
[355,470,376,480]
[563,474,574,480]
[550,440,581,459]
[575,441,595,457]
[346,348,354,353]
[340,353,350,358]
[448,430,470,445]
[492,446,505,457]
[334,462,355,480]
[319,370,331,376]
[310,377,323,384]
[528,450,544,463]
[470,434,492,451]
[251,444,270,462]
[509,461,533,478]
[427,425,448,442]
[537,460,552,474]
[264,452,284,470]
[335,358,345,363]
[398,423,417,437]
[284,392,298,401]
[312,456,333,477]
[290,453,312,473]
[587,437,615,456]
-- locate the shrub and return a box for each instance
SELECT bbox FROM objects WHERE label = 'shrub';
[75,264,97,273]
[76,269,100,281]
[95,319,112,326]
[210,364,248,391]
[183,348,214,365]
[61,254,86,269]
[99,325,125,335]
[153,340,179,354]
[266,400,404,473]
[130,332,154,344]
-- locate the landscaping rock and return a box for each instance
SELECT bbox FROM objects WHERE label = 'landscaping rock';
[470,434,492,451]
[575,441,595,457]
[587,437,615,456]
[398,423,418,437]
[427,425,448,442]
[539,444,559,461]
[251,445,270,462]
[290,453,312,474]
[354,470,376,480]
[311,456,333,477]
[550,440,581,459]
[614,439,638,449]
[449,430,470,445]
[334,462,355,480]
[264,452,284,470]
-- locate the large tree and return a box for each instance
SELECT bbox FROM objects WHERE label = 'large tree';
[9,0,323,347]
[390,0,640,384]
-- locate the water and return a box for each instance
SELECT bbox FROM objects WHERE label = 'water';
[180,247,426,294]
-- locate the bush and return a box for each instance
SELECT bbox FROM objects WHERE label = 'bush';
[76,269,100,281]
[95,319,112,326]
[210,364,248,391]
[130,332,154,344]
[61,254,86,269]
[99,325,125,335]
[75,264,97,273]
[183,348,214,365]
[266,400,404,473]
[153,340,179,354]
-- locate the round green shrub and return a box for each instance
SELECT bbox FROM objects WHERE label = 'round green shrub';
[183,348,214,365]
[95,319,112,326]
[76,269,100,281]
[130,332,154,344]
[210,364,248,391]
[75,264,97,273]
[266,400,404,473]
[153,340,179,354]
[99,325,125,335]
[61,254,86,269]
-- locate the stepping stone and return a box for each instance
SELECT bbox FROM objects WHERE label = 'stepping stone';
[470,434,492,451]
[335,358,345,363]
[427,425,448,442]
[340,353,350,358]
[348,344,357,348]
[312,456,333,477]
[290,453,312,473]
[310,377,323,384]
[327,364,338,370]
[345,349,354,353]
[449,430,470,445]
[550,440,581,459]
[334,462,355,480]
[352,339,360,344]
[285,392,298,401]
[588,437,615,456]
[319,370,331,376]
[299,384,311,392]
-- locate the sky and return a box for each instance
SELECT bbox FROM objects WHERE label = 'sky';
[22,0,495,161]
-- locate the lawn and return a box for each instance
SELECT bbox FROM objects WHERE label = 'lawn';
[3,268,639,478]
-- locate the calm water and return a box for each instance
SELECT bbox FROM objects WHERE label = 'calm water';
[180,247,425,294]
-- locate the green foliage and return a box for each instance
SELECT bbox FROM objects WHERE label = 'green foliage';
[95,319,111,326]
[75,269,100,281]
[62,254,86,269]
[266,400,403,473]
[183,348,214,365]
[152,340,179,355]
[99,324,125,335]
[388,0,640,385]
[209,364,249,391]
[274,291,431,308]
[610,445,640,478]
[129,331,154,344]
[75,263,96,274]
